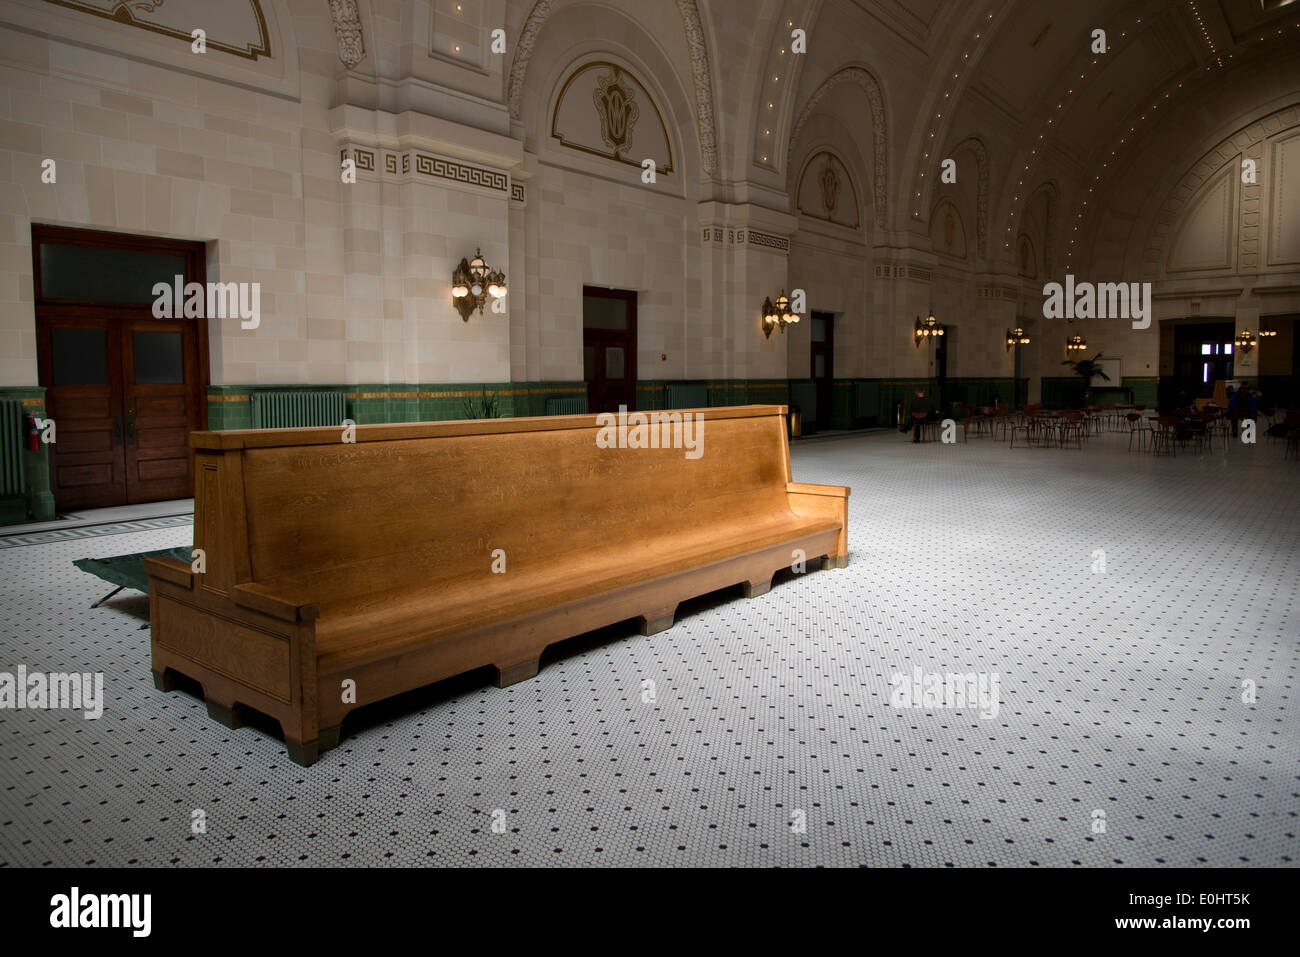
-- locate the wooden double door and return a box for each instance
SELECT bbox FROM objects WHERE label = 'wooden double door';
[39,315,200,510]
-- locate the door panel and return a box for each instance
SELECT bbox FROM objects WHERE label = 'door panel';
[40,318,126,510]
[33,226,208,513]
[811,312,834,431]
[582,287,637,414]
[122,321,197,503]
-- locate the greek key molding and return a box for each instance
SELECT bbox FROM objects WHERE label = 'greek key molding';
[699,226,788,251]
[873,263,931,282]
[745,229,789,251]
[413,153,508,192]
[339,143,512,196]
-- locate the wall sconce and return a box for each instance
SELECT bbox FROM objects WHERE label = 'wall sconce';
[1234,329,1256,355]
[1004,327,1030,352]
[451,248,506,321]
[1065,334,1087,352]
[1258,322,1277,338]
[761,291,799,339]
[914,313,943,347]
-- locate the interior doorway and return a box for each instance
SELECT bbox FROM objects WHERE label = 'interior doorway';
[582,286,637,414]
[1164,320,1235,407]
[810,311,834,431]
[33,226,207,511]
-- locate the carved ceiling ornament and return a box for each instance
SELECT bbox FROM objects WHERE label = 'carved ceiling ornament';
[796,150,860,230]
[593,68,639,155]
[552,61,674,173]
[789,67,889,227]
[819,160,839,214]
[507,0,717,174]
[675,0,717,174]
[328,0,364,70]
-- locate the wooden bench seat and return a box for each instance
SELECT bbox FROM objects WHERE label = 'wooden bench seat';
[146,405,849,765]
[312,512,843,664]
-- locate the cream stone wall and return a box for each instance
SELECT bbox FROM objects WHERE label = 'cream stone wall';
[0,0,1296,403]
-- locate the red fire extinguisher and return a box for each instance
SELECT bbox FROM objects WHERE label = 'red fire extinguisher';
[25,413,41,451]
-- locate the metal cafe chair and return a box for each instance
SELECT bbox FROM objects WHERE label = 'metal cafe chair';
[1125,412,1151,452]
[1060,411,1086,450]
[1150,416,1179,456]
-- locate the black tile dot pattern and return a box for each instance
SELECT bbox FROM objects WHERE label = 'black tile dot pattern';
[0,431,1296,866]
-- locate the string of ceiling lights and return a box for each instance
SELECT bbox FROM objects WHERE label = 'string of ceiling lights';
[999,17,1145,263]
[1059,8,1299,273]
[911,11,995,222]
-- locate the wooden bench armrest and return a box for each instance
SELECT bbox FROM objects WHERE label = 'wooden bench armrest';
[785,482,849,561]
[233,582,322,624]
[787,481,850,500]
[144,555,194,588]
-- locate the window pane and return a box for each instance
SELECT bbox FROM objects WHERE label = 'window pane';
[812,317,827,343]
[1224,343,1233,354]
[583,346,596,381]
[133,331,184,384]
[583,296,630,331]
[51,327,108,385]
[815,354,826,378]
[1201,344,1212,355]
[40,243,187,304]
[605,346,625,379]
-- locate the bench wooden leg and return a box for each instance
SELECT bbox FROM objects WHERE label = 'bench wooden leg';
[742,576,772,598]
[639,609,676,635]
[318,724,342,752]
[152,668,177,692]
[821,554,849,570]
[206,697,246,730]
[495,658,540,687]
[284,737,318,767]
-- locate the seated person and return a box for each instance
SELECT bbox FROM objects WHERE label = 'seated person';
[898,389,934,443]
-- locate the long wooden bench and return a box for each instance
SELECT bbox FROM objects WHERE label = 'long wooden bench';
[145,404,849,765]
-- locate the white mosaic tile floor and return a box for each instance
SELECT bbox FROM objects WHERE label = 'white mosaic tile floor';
[0,429,1296,867]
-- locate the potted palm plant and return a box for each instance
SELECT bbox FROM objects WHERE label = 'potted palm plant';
[1062,351,1109,407]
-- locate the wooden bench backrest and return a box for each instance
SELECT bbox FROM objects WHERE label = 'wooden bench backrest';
[192,406,793,590]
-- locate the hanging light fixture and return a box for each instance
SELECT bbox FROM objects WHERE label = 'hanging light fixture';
[1258,321,1277,338]
[761,290,800,338]
[1065,334,1087,352]
[1003,327,1030,352]
[451,247,507,321]
[914,313,944,347]
[1234,329,1256,355]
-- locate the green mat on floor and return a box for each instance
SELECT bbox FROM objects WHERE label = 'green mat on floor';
[73,546,193,597]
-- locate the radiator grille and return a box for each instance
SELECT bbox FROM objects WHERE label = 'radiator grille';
[0,399,27,496]
[544,396,587,415]
[664,383,709,409]
[251,391,347,429]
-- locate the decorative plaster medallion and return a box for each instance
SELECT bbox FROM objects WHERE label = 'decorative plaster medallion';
[593,68,639,155]
[328,0,364,69]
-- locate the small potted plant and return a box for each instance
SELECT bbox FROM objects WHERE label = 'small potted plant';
[1062,351,1109,408]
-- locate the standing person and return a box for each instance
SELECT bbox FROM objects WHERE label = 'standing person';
[1228,385,1256,436]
